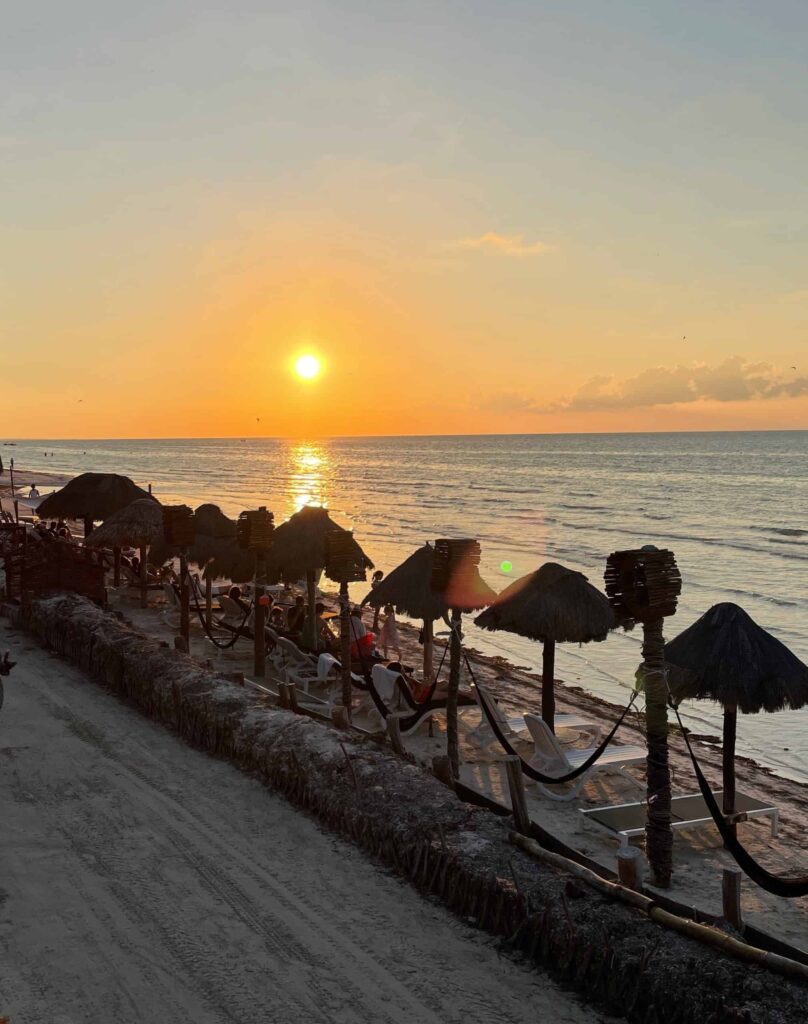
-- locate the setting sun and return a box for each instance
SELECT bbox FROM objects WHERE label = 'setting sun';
[294,354,321,381]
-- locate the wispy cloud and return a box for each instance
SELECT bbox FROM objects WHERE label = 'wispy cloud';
[552,358,808,412]
[482,358,808,417]
[448,231,553,256]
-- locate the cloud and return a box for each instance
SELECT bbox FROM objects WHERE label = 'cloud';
[448,231,553,256]
[552,357,808,412]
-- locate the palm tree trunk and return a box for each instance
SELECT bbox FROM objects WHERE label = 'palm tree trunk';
[340,581,352,720]
[179,552,190,646]
[254,552,266,677]
[139,544,148,609]
[303,568,317,649]
[205,576,213,632]
[723,703,737,842]
[643,617,672,887]
[447,609,462,778]
[542,639,556,732]
[422,618,434,682]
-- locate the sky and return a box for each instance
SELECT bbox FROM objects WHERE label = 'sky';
[3,1,808,438]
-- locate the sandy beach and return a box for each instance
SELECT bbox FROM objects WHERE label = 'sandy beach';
[0,614,600,1024]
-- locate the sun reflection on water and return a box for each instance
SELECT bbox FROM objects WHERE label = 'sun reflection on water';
[286,442,331,516]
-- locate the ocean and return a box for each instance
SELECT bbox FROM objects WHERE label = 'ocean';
[8,431,808,784]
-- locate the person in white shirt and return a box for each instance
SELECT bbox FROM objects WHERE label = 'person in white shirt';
[28,484,40,499]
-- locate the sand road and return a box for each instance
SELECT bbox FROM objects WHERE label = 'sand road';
[0,623,598,1024]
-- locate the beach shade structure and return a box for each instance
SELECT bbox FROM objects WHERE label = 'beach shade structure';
[605,545,682,888]
[325,528,372,714]
[266,505,373,652]
[475,562,616,733]
[430,539,496,778]
[85,498,163,607]
[36,472,154,540]
[665,602,808,833]
[237,507,275,677]
[361,543,449,682]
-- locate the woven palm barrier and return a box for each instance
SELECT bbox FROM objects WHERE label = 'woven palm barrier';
[6,593,808,1023]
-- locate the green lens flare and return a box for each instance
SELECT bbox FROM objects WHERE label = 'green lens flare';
[500,560,513,574]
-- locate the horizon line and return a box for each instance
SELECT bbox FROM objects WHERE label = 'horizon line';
[3,426,808,443]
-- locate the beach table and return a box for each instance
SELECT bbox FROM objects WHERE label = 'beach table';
[581,791,779,851]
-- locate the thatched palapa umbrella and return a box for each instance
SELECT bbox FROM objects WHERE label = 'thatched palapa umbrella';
[267,506,372,711]
[666,603,808,831]
[37,472,153,539]
[85,498,163,607]
[475,562,616,732]
[361,543,448,681]
[430,539,496,778]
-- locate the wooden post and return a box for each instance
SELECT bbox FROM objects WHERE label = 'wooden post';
[504,755,531,835]
[179,551,190,647]
[723,704,737,839]
[643,617,672,888]
[205,575,213,632]
[617,847,642,890]
[339,581,352,721]
[432,755,453,787]
[254,551,266,678]
[303,568,317,650]
[422,617,434,682]
[84,515,94,540]
[113,546,121,587]
[542,638,556,733]
[446,608,462,778]
[277,681,290,709]
[387,713,405,755]
[722,867,743,930]
[139,543,148,608]
[331,705,349,729]
[287,682,299,713]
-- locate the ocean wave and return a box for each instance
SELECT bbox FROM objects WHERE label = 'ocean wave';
[750,526,808,538]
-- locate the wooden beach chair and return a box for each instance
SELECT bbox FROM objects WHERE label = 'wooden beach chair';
[580,791,779,851]
[523,713,646,801]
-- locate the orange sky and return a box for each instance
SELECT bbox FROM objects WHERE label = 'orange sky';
[3,4,808,439]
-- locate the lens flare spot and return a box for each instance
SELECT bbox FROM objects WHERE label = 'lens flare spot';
[500,560,513,574]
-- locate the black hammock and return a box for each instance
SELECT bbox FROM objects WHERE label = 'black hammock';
[348,619,470,732]
[190,583,254,650]
[670,700,808,899]
[473,659,638,786]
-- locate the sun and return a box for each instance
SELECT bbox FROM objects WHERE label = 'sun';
[295,354,321,380]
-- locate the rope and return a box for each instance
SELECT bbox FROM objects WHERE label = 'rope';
[189,581,254,650]
[667,695,808,898]
[465,648,639,785]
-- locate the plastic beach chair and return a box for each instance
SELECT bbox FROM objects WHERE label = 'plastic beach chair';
[469,684,595,752]
[523,713,646,801]
[275,637,320,692]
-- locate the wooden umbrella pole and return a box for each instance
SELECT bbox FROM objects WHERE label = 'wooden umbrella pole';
[113,546,121,587]
[303,568,317,650]
[723,703,738,837]
[254,551,266,678]
[542,638,556,733]
[423,617,434,682]
[84,515,94,540]
[139,543,148,608]
[339,582,352,720]
[179,551,190,646]
[642,617,673,887]
[447,609,462,778]
[205,575,213,632]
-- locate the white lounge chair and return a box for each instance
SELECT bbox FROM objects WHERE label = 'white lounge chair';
[470,683,597,751]
[274,637,320,692]
[523,713,646,801]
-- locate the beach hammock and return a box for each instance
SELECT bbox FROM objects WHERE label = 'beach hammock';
[190,585,254,650]
[468,651,639,786]
[669,699,808,898]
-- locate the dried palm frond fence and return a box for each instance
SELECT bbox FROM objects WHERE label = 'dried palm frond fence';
[5,593,808,1023]
[4,543,106,605]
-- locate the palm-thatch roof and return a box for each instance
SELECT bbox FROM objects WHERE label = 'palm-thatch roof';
[265,505,373,583]
[475,562,615,642]
[665,602,808,714]
[362,544,448,621]
[37,472,154,522]
[84,499,164,549]
[148,503,237,569]
[202,538,257,583]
